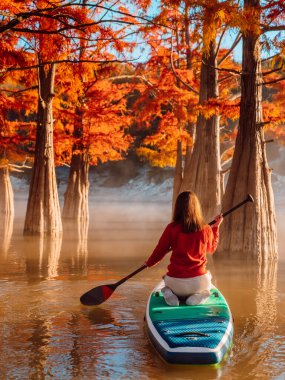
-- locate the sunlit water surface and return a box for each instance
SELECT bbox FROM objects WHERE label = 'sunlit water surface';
[0,200,285,380]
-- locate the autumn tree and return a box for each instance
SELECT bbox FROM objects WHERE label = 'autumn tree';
[1,0,144,235]
[57,12,136,222]
[134,0,240,219]
[133,5,199,207]
[171,1,240,220]
[56,63,134,221]
[0,64,36,218]
[0,10,32,217]
[1,1,85,235]
[219,0,285,260]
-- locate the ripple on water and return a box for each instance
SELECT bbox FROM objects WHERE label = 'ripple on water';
[1,219,285,379]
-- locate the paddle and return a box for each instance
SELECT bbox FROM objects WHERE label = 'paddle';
[80,193,254,306]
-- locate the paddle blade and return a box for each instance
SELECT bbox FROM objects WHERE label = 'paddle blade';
[80,283,117,306]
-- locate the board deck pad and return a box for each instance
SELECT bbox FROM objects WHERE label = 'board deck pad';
[146,286,233,365]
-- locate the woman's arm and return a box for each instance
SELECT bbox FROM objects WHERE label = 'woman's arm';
[145,224,171,267]
[207,214,223,254]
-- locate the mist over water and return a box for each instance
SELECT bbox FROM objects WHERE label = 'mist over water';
[0,147,284,379]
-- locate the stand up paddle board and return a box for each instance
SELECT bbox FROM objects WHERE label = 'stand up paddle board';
[145,283,233,365]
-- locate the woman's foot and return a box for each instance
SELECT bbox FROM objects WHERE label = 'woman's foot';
[161,286,179,306]
[186,290,211,306]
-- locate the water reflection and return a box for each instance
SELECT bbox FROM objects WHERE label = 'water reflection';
[75,217,89,272]
[217,259,279,379]
[25,236,62,281]
[0,203,285,379]
[82,307,115,326]
[68,312,82,379]
[27,316,51,379]
[62,218,89,275]
[0,213,14,259]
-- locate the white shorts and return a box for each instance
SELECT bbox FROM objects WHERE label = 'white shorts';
[164,272,212,297]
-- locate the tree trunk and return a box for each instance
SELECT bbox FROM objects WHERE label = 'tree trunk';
[0,167,14,217]
[219,0,278,261]
[180,41,221,221]
[62,106,89,221]
[24,63,62,236]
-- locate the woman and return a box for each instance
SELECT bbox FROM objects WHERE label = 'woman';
[145,191,223,306]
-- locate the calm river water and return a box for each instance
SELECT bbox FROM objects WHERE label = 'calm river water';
[0,200,285,380]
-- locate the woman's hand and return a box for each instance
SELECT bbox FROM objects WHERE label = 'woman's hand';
[213,213,223,228]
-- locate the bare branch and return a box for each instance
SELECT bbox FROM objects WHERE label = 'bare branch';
[202,60,240,75]
[1,57,140,73]
[262,66,283,76]
[170,34,199,95]
[94,3,174,30]
[218,33,242,66]
[262,24,285,33]
[262,53,280,63]
[262,139,274,144]
[262,76,285,85]
[1,85,38,94]
[256,121,271,128]
[218,74,239,83]
[8,163,32,169]
[0,1,78,33]
[0,6,58,33]
[215,26,227,61]
[8,167,25,173]
[11,19,138,34]
[58,162,71,168]
[109,75,155,87]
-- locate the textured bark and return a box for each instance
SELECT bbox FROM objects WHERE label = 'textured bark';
[24,63,62,236]
[180,41,221,221]
[0,167,14,217]
[219,0,278,260]
[62,107,89,221]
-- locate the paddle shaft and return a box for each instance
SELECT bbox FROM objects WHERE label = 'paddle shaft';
[114,194,254,286]
[208,194,254,225]
[115,264,147,286]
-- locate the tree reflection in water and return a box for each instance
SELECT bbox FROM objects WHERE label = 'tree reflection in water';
[218,258,278,379]
[27,316,51,379]
[24,235,62,281]
[63,218,89,275]
[0,213,14,260]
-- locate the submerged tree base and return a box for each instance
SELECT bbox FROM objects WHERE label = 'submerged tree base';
[0,167,14,217]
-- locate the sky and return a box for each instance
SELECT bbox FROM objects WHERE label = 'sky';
[115,0,285,64]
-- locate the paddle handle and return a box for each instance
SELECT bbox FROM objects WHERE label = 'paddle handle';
[116,264,147,286]
[208,194,254,226]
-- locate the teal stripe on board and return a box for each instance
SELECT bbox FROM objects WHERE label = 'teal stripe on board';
[154,317,230,349]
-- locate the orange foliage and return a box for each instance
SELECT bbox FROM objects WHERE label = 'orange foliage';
[1,0,285,172]
[133,1,241,167]
[1,0,140,169]
[53,62,134,166]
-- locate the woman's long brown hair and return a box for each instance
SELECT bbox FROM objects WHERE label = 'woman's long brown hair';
[172,191,206,233]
